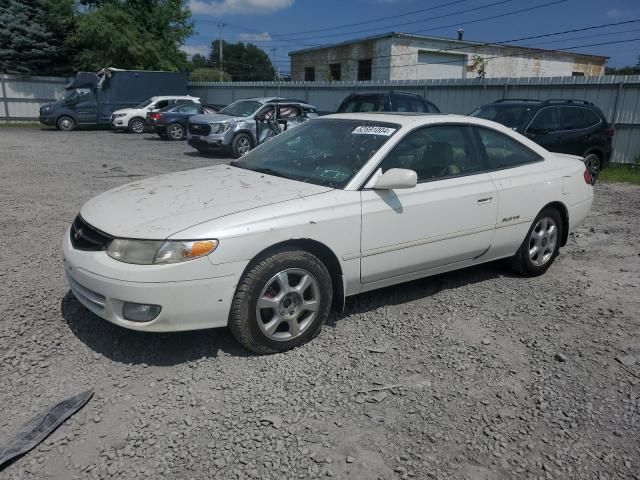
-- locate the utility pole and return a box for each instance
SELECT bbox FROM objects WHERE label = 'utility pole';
[270,48,278,81]
[218,23,226,82]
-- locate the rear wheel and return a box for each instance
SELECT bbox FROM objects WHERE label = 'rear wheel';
[128,117,145,134]
[229,248,333,354]
[57,116,75,131]
[510,208,563,276]
[167,123,185,141]
[583,153,600,185]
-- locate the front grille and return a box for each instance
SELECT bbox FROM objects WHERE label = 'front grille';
[189,122,211,135]
[70,215,113,251]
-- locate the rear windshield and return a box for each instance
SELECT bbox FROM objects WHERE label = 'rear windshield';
[233,119,400,189]
[470,105,535,130]
[338,96,388,113]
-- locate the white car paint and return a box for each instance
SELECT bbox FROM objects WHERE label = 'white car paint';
[63,113,593,333]
[110,95,200,131]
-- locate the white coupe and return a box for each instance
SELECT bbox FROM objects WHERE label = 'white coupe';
[63,113,593,353]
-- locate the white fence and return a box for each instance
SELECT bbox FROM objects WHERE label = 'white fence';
[2,73,640,164]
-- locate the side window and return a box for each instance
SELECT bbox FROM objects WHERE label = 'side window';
[380,125,483,182]
[424,101,439,113]
[392,95,412,112]
[154,100,170,110]
[528,107,561,133]
[476,127,542,169]
[256,105,275,120]
[560,107,587,130]
[179,104,200,114]
[582,108,602,127]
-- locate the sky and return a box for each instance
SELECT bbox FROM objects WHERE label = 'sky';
[183,0,640,74]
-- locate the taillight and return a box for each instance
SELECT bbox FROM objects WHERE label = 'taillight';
[583,168,592,185]
[149,113,161,121]
[606,127,614,139]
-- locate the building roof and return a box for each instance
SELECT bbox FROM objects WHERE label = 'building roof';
[288,32,609,60]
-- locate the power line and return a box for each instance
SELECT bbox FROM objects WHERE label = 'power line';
[268,0,473,37]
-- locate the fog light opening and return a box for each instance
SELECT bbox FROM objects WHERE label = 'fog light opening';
[122,302,162,322]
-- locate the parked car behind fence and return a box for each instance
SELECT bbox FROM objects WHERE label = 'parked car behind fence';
[470,99,613,183]
[111,95,200,134]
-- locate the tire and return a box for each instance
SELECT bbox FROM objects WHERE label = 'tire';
[583,153,601,185]
[167,123,185,141]
[57,116,75,131]
[510,207,563,276]
[231,133,253,159]
[229,248,333,354]
[128,117,145,134]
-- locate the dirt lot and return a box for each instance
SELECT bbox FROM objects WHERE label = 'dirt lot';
[0,127,639,480]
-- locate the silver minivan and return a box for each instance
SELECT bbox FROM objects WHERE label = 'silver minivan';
[187,97,319,158]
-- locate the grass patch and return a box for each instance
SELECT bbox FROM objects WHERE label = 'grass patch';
[600,164,640,185]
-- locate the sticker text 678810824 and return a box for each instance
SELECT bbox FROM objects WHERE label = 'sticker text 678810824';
[351,126,397,136]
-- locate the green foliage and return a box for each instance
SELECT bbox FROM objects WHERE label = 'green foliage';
[209,40,276,81]
[599,164,640,185]
[191,53,209,69]
[190,67,232,82]
[605,55,640,75]
[0,0,68,75]
[73,0,193,72]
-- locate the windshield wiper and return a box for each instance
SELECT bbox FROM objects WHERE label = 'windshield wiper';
[233,164,293,181]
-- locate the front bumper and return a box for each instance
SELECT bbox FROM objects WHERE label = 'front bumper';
[62,229,243,332]
[39,114,56,126]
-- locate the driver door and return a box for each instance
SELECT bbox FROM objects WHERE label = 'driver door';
[73,88,98,124]
[360,125,497,284]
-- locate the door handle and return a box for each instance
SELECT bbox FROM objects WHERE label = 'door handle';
[477,196,493,205]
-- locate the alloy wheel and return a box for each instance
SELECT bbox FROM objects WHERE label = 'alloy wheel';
[131,119,144,134]
[528,216,558,267]
[237,137,252,156]
[169,125,184,140]
[255,268,320,341]
[584,155,600,184]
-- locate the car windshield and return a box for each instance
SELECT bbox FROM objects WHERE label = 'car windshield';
[135,98,154,108]
[470,105,534,130]
[219,100,263,117]
[233,119,400,188]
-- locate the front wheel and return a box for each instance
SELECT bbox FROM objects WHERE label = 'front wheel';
[57,116,75,131]
[510,208,563,276]
[229,248,333,354]
[231,133,253,159]
[128,117,145,134]
[583,153,601,185]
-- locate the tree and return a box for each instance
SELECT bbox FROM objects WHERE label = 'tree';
[191,53,209,69]
[605,55,640,75]
[209,40,276,81]
[73,0,193,71]
[190,67,232,82]
[0,0,69,75]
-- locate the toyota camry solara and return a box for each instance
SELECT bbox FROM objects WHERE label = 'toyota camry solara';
[63,113,593,354]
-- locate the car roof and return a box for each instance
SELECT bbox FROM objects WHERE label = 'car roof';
[322,112,518,130]
[149,95,199,101]
[238,97,315,107]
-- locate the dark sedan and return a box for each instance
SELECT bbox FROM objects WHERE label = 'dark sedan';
[147,103,217,140]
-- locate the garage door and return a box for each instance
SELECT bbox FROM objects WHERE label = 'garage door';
[417,51,465,80]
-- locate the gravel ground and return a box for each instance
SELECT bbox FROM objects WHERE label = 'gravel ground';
[0,127,639,480]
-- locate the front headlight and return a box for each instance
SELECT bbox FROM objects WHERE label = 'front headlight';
[112,113,126,119]
[210,123,231,134]
[41,106,51,113]
[107,239,218,265]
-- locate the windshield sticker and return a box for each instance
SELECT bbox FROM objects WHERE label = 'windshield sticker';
[351,126,396,136]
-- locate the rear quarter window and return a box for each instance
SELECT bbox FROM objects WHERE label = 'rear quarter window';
[475,127,542,170]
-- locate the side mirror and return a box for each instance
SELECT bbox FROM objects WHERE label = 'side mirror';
[369,168,417,190]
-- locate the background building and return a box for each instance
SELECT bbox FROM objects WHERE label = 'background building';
[289,32,607,82]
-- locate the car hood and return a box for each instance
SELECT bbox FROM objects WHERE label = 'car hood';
[112,108,137,115]
[189,113,244,124]
[80,165,332,239]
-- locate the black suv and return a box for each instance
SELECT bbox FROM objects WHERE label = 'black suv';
[470,99,613,182]
[337,91,440,114]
